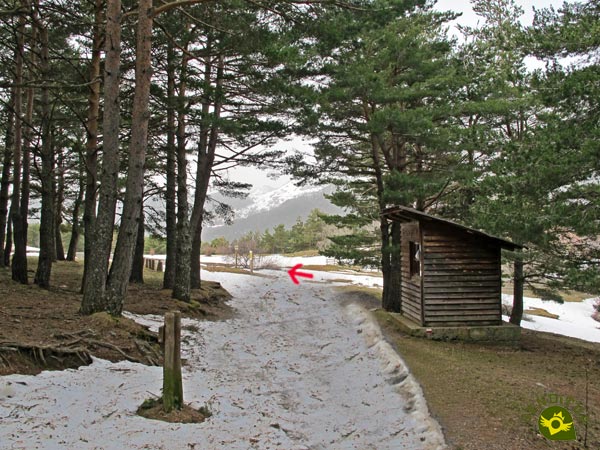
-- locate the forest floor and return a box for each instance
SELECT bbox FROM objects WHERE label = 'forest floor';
[0,259,232,376]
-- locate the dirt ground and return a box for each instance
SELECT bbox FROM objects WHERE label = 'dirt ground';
[0,260,232,376]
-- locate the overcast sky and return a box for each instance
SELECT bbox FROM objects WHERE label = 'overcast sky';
[435,0,565,30]
[225,0,567,193]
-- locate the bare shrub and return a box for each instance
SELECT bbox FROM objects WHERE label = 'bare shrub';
[224,253,280,271]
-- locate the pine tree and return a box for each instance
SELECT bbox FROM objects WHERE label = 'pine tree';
[293,1,461,311]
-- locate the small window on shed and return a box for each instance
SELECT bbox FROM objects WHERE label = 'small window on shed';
[409,241,421,277]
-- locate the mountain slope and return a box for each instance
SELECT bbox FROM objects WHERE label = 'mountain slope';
[203,184,342,241]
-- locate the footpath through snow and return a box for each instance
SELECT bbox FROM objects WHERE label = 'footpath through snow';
[0,270,445,450]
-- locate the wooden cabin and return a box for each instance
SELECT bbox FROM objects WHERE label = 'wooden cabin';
[382,206,522,327]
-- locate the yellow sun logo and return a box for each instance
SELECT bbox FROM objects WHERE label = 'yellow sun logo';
[538,406,576,441]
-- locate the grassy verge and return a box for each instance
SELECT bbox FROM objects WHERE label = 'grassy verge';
[373,311,599,449]
[336,286,599,449]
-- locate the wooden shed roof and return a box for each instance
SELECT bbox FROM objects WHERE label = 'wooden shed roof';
[382,205,523,250]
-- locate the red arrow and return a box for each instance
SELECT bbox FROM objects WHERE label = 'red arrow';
[288,263,314,285]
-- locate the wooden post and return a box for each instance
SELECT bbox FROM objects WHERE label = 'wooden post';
[162,311,183,412]
[157,260,163,272]
[249,250,254,273]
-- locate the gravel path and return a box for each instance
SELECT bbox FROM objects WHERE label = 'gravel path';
[0,270,445,450]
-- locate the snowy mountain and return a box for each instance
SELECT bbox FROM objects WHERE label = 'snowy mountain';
[203,182,342,241]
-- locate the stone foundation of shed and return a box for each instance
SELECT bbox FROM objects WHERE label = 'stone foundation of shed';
[389,312,520,345]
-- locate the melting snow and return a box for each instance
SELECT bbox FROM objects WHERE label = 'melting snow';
[0,269,445,449]
[502,294,600,343]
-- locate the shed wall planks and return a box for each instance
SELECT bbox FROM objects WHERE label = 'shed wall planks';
[421,223,502,326]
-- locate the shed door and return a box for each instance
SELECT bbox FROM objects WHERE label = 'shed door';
[401,221,423,325]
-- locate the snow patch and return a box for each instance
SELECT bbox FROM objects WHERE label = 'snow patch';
[502,294,600,343]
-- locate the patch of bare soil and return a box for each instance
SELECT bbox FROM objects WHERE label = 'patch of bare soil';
[0,260,232,376]
[136,397,211,424]
[202,262,271,277]
[337,288,600,450]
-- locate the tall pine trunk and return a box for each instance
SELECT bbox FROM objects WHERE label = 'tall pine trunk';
[163,42,177,289]
[81,0,122,314]
[35,24,54,289]
[19,1,38,266]
[81,0,104,292]
[388,220,402,312]
[510,255,524,326]
[20,63,34,261]
[67,156,84,261]
[172,49,191,302]
[190,54,224,289]
[104,0,153,315]
[4,220,12,266]
[380,218,393,310]
[0,88,15,267]
[10,9,27,284]
[54,151,65,261]
[129,208,144,283]
[370,133,396,310]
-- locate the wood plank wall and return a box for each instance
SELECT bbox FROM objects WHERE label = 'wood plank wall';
[401,222,423,325]
[422,223,502,326]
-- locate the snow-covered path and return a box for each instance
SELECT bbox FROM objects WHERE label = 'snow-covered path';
[0,270,445,450]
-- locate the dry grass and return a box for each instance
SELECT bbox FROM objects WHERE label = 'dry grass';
[502,281,595,303]
[371,310,600,450]
[282,250,320,257]
[334,284,383,299]
[202,263,270,277]
[333,286,599,449]
[524,307,560,320]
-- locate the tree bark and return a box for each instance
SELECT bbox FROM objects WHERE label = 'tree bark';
[0,88,15,267]
[172,48,191,302]
[104,0,153,315]
[380,217,392,310]
[387,220,402,312]
[67,155,84,261]
[369,133,394,310]
[10,7,27,284]
[54,150,66,261]
[81,0,104,292]
[129,208,144,283]
[4,220,12,266]
[163,41,177,290]
[19,11,36,260]
[34,24,54,289]
[509,255,524,326]
[81,0,122,314]
[189,53,223,289]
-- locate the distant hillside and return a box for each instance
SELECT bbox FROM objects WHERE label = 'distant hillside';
[203,186,343,241]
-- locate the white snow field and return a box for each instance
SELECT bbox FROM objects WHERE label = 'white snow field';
[502,294,600,343]
[0,269,446,450]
